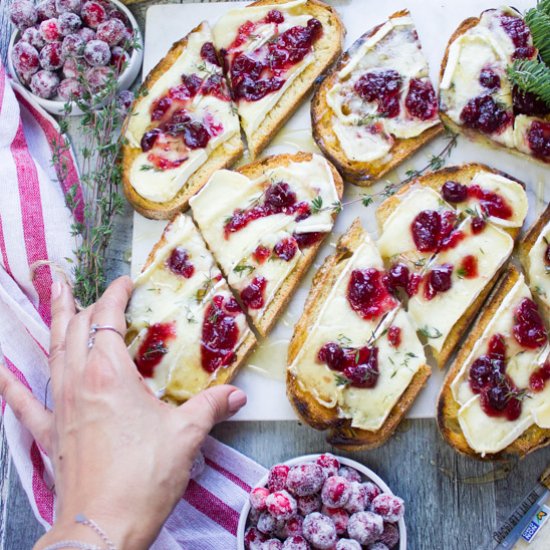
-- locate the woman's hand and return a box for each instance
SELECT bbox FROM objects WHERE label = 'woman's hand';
[0,277,247,549]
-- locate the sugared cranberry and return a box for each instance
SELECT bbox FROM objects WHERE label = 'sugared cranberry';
[257,512,283,535]
[135,322,176,377]
[30,69,60,98]
[441,180,467,203]
[347,511,383,545]
[244,526,269,550]
[527,120,550,160]
[347,268,397,320]
[471,216,486,234]
[110,45,128,73]
[479,67,500,89]
[282,535,310,550]
[268,464,290,493]
[96,17,126,46]
[302,512,337,549]
[316,454,340,478]
[530,361,550,393]
[368,543,390,550]
[86,65,112,92]
[260,540,283,550]
[321,476,352,508]
[266,490,297,521]
[322,507,349,535]
[266,9,285,24]
[10,0,38,30]
[58,77,83,100]
[282,515,304,538]
[167,247,194,278]
[297,494,321,516]
[513,298,547,349]
[362,482,381,506]
[424,264,453,300]
[39,17,61,41]
[81,1,107,28]
[39,41,64,70]
[200,41,220,66]
[274,237,298,261]
[336,540,361,550]
[36,0,57,22]
[337,467,361,484]
[500,14,535,60]
[387,326,402,348]
[21,26,46,49]
[286,464,325,497]
[62,32,84,56]
[240,276,267,310]
[345,482,368,513]
[84,38,110,66]
[378,522,400,549]
[62,54,78,77]
[55,0,81,14]
[512,86,549,117]
[250,487,270,512]
[405,78,437,120]
[460,94,512,134]
[371,494,404,523]
[58,12,81,35]
[459,255,478,279]
[77,26,95,42]
[354,70,402,118]
[12,41,40,77]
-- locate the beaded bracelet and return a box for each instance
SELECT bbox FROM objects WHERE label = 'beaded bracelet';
[42,514,117,550]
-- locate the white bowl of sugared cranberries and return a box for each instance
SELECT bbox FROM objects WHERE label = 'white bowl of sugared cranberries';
[238,454,406,550]
[7,0,143,115]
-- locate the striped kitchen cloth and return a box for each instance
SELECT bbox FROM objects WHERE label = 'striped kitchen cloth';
[0,61,266,549]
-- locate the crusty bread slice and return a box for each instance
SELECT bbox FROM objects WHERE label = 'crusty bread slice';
[231,0,344,159]
[311,9,443,186]
[212,152,344,338]
[437,266,550,459]
[286,218,431,450]
[125,213,257,403]
[438,14,550,166]
[518,203,550,318]
[120,22,244,220]
[377,163,525,369]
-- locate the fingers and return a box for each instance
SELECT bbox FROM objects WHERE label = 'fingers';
[0,362,52,454]
[49,280,76,398]
[88,276,133,352]
[176,385,247,439]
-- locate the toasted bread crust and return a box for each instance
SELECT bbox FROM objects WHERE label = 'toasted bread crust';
[438,14,550,165]
[311,9,444,186]
[231,152,344,338]
[377,163,526,368]
[437,266,550,459]
[518,203,550,318]
[286,218,431,450]
[244,0,345,158]
[120,22,244,220]
[128,214,257,402]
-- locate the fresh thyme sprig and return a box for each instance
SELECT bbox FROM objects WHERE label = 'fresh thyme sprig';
[51,54,137,306]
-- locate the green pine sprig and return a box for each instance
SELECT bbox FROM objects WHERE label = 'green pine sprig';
[506,59,550,107]
[525,7,550,65]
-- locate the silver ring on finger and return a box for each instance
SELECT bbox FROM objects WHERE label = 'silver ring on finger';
[87,324,124,350]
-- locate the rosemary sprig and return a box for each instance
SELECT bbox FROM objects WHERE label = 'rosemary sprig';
[507,59,550,107]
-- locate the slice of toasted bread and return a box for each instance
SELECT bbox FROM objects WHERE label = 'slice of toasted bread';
[215,0,344,159]
[121,22,244,220]
[125,213,256,403]
[438,10,550,165]
[518,203,550,318]
[190,151,344,338]
[437,266,550,459]
[376,163,528,369]
[287,219,431,450]
[311,9,443,186]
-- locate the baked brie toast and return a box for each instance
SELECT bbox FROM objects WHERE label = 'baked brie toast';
[311,9,443,185]
[519,203,550,319]
[121,22,243,220]
[376,164,528,368]
[438,266,550,459]
[439,7,550,164]
[287,219,431,450]
[213,0,344,159]
[125,213,256,402]
[190,152,343,337]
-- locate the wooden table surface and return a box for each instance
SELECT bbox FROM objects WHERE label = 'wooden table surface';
[1,1,550,548]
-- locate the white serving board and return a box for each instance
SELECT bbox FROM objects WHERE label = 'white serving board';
[134,0,548,422]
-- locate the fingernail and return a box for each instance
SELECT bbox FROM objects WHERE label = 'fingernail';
[51,281,62,300]
[228,389,247,413]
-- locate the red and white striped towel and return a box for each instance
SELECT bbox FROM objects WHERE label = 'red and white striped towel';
[0,61,266,549]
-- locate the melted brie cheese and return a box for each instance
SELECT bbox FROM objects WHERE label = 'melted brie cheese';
[190,155,338,320]
[325,15,438,162]
[213,0,314,141]
[528,221,550,309]
[126,214,250,401]
[289,233,425,431]
[449,275,550,455]
[408,218,513,353]
[125,23,240,203]
[439,10,515,148]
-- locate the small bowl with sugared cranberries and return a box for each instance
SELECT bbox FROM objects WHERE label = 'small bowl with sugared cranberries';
[7,0,143,115]
[238,453,406,550]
